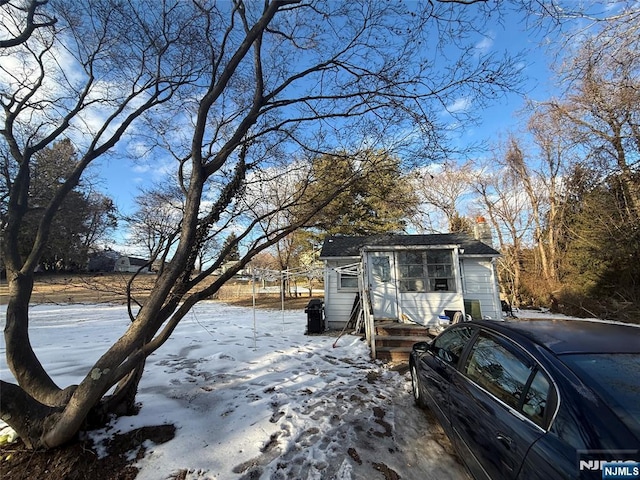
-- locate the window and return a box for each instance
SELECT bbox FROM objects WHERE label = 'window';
[463,332,554,428]
[371,256,391,282]
[464,333,533,410]
[523,369,550,428]
[561,353,640,438]
[432,325,475,366]
[338,272,358,290]
[398,250,456,292]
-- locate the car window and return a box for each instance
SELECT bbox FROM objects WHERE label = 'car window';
[523,369,550,428]
[432,325,475,365]
[561,353,640,438]
[464,333,533,410]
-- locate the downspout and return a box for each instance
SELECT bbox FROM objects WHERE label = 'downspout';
[456,247,468,321]
[322,258,332,328]
[491,257,502,320]
[458,247,466,294]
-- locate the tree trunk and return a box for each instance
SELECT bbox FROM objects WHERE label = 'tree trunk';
[613,137,640,221]
[0,381,60,449]
[4,272,74,406]
[87,360,146,427]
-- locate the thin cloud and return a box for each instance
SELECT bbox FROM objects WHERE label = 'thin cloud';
[446,97,472,113]
[475,34,495,55]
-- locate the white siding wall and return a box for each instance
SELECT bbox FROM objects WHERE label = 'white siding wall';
[323,254,502,329]
[114,257,132,273]
[323,259,359,330]
[461,258,501,319]
[398,292,464,326]
[114,257,151,273]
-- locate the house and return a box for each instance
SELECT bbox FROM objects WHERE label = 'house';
[213,261,245,277]
[319,231,502,331]
[87,249,120,272]
[114,256,152,273]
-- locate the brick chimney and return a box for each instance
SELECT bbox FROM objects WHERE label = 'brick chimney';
[473,216,493,247]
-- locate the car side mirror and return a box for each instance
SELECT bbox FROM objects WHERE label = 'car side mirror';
[412,341,431,353]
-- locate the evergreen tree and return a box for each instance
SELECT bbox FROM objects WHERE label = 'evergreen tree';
[16,140,116,271]
[559,166,640,302]
[300,151,418,236]
[221,233,240,262]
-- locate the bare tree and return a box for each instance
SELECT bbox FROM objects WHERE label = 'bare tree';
[0,0,57,48]
[124,182,185,273]
[2,0,201,448]
[521,0,639,41]
[412,162,474,233]
[1,0,524,449]
[471,156,533,306]
[545,7,640,219]
[240,161,308,295]
[525,103,578,283]
[503,136,554,281]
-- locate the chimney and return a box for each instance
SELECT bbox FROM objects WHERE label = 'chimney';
[474,216,493,247]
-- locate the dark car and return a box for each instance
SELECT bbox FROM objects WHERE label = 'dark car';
[409,319,640,480]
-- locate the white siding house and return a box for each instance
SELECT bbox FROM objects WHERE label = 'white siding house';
[114,256,152,273]
[320,234,502,330]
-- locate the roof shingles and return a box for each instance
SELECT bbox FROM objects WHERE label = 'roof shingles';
[319,234,500,258]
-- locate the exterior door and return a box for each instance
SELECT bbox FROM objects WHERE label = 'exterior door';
[366,252,397,320]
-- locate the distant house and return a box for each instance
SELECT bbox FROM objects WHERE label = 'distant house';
[87,249,120,272]
[114,256,152,274]
[216,261,239,274]
[319,229,501,331]
[213,261,248,277]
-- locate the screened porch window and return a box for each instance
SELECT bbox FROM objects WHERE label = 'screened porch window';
[398,250,456,293]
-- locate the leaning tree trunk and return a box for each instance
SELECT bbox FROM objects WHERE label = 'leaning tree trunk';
[0,381,61,449]
[86,361,147,427]
[4,272,76,407]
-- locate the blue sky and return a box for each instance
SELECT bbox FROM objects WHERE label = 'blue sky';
[446,19,557,150]
[91,7,560,249]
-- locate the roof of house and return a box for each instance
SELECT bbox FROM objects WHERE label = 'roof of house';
[319,234,500,258]
[123,256,150,266]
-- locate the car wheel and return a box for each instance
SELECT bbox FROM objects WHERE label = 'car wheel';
[411,363,427,408]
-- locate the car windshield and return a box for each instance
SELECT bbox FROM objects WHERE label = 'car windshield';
[561,353,640,438]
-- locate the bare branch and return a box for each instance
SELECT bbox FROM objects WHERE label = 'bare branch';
[0,0,57,49]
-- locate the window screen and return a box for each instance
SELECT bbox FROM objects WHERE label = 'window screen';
[398,250,456,292]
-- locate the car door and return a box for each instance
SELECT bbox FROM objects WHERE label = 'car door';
[418,325,476,434]
[449,331,546,480]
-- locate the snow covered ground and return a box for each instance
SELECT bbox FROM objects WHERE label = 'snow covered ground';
[0,302,469,480]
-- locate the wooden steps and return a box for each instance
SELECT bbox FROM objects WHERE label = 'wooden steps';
[373,321,435,364]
